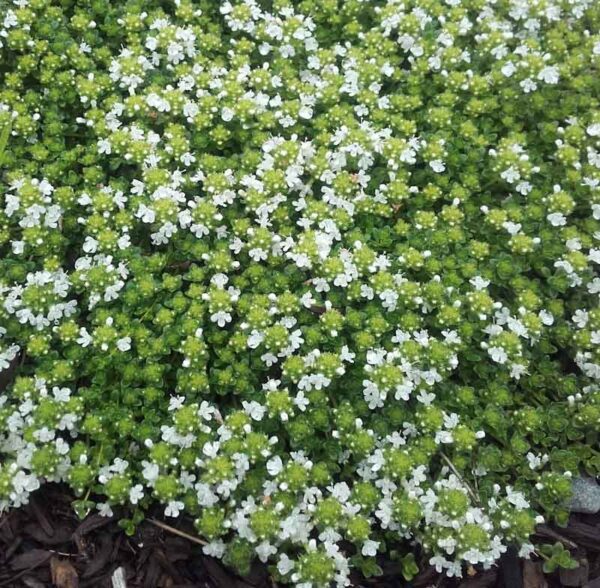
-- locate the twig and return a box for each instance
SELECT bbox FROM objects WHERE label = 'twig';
[439,452,480,504]
[535,524,578,550]
[49,550,81,558]
[147,518,208,546]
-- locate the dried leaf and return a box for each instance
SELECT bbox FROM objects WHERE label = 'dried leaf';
[50,557,79,588]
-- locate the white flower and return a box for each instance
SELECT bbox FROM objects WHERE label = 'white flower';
[488,346,508,364]
[503,221,522,235]
[538,66,559,84]
[587,123,600,137]
[211,311,232,327]
[0,344,20,372]
[198,401,215,420]
[547,212,567,227]
[129,485,144,504]
[520,78,537,93]
[500,166,520,183]
[247,330,264,349]
[416,390,436,405]
[300,292,316,308]
[430,159,445,173]
[573,310,589,328]
[506,487,530,510]
[256,541,277,563]
[97,139,112,154]
[361,540,380,557]
[293,391,309,412]
[168,396,185,411]
[77,328,93,347]
[361,284,374,299]
[430,555,450,573]
[203,441,220,458]
[97,503,114,517]
[165,500,184,517]
[277,554,295,575]
[329,482,351,502]
[242,400,266,420]
[52,387,71,402]
[526,452,547,471]
[267,456,283,476]
[501,62,516,77]
[363,380,384,409]
[395,382,413,401]
[470,276,490,290]
[588,278,600,294]
[589,249,600,264]
[116,337,131,352]
[141,461,159,483]
[340,345,356,363]
[221,107,235,121]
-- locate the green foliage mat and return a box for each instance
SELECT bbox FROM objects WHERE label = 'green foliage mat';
[0,0,599,585]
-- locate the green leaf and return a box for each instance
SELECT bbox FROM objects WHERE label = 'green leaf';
[118,518,137,536]
[401,553,419,581]
[0,122,11,167]
[350,555,383,579]
[72,499,95,520]
[360,558,383,579]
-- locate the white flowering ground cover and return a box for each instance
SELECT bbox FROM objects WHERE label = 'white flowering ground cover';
[0,0,599,585]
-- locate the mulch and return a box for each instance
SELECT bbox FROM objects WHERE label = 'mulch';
[0,484,599,588]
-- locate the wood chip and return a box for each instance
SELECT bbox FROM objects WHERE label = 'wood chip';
[522,560,547,588]
[21,577,46,588]
[458,569,497,588]
[9,549,52,571]
[29,496,54,537]
[111,566,127,588]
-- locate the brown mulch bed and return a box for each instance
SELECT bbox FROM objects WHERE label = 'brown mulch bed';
[0,484,599,588]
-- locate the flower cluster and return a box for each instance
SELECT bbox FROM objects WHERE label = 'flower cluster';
[1,0,599,585]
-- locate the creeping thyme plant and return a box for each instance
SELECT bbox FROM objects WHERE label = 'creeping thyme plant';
[1,0,600,584]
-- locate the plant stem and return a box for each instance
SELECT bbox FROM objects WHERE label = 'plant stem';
[147,518,208,546]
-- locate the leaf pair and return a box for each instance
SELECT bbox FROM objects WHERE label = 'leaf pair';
[0,123,10,167]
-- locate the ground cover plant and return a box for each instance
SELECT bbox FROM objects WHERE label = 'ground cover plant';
[0,0,599,585]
